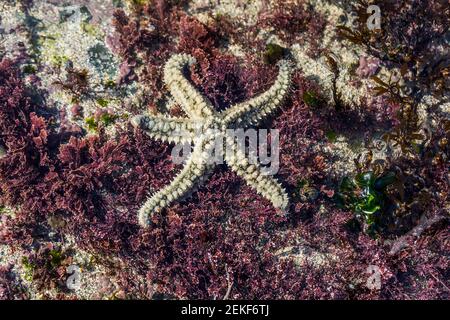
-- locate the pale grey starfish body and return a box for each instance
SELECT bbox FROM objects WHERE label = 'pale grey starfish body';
[132,53,292,227]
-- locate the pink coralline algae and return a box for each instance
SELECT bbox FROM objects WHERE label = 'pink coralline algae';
[356,56,380,78]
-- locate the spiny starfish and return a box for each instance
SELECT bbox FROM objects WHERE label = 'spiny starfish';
[132,53,292,227]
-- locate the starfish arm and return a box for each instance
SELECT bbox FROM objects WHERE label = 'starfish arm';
[164,54,215,118]
[137,140,213,227]
[222,59,293,127]
[131,114,202,144]
[224,136,289,211]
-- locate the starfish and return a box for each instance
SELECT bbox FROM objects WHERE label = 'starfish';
[131,53,292,227]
